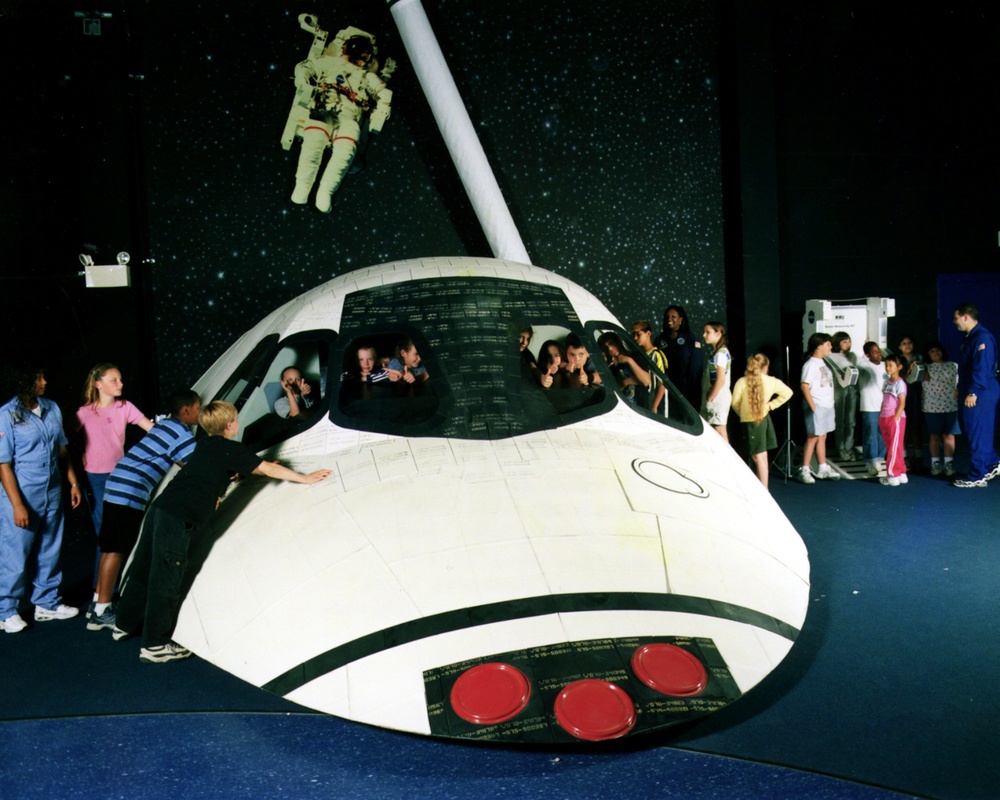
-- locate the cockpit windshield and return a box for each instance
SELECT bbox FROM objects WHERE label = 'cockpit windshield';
[332,277,700,439]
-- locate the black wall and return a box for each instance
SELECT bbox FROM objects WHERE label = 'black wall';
[770,3,1000,356]
[3,1,998,413]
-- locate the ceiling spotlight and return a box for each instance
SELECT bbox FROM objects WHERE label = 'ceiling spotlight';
[116,251,130,266]
[79,254,94,267]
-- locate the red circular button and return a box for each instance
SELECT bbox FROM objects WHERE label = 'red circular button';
[631,643,708,697]
[553,679,637,741]
[449,663,531,725]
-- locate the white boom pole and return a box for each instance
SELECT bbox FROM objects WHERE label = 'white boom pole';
[386,0,532,265]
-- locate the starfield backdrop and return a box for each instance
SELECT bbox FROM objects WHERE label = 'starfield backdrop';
[133,0,724,392]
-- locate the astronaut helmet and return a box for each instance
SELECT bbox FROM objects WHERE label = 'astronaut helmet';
[343,35,375,66]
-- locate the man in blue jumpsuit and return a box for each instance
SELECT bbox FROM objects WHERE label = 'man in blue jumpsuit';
[0,369,83,632]
[952,303,1000,488]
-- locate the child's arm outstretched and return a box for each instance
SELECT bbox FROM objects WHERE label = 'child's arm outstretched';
[253,461,332,484]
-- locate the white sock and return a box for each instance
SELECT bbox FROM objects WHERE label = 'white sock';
[95,602,110,616]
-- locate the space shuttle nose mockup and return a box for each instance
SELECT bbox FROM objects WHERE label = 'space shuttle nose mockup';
[171,257,809,743]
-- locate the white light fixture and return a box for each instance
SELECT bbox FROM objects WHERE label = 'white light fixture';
[79,251,132,288]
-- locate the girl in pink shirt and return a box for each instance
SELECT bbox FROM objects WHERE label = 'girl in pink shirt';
[879,354,908,487]
[76,364,153,541]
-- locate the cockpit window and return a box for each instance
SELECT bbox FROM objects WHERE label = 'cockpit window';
[338,332,441,427]
[588,322,702,432]
[211,331,334,449]
[330,277,613,438]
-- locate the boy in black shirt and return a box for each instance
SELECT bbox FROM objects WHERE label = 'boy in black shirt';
[115,401,332,663]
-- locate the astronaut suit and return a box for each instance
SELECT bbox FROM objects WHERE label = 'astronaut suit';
[291,32,392,213]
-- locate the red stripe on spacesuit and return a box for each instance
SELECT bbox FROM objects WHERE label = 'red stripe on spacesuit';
[303,125,332,140]
[331,136,358,144]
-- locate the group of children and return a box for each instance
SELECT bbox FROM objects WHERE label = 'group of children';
[0,362,331,659]
[797,331,965,488]
[538,309,953,493]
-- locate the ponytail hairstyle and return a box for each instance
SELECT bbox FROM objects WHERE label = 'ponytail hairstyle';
[745,354,769,422]
[704,321,728,354]
[82,363,120,410]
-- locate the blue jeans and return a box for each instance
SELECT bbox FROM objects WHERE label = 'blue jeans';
[85,471,110,536]
[861,412,886,463]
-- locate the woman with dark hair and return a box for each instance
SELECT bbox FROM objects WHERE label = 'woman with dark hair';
[655,304,703,409]
[0,363,83,633]
[829,331,860,461]
[921,340,960,476]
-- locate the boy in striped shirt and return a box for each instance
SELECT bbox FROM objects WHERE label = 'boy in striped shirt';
[86,389,201,631]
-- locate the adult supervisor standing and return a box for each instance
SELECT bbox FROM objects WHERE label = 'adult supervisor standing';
[0,363,83,632]
[952,303,1000,488]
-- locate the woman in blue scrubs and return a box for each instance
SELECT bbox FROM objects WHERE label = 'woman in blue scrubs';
[0,364,83,633]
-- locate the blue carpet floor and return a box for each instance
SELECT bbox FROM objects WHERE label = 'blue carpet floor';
[1,466,997,799]
[1,714,917,800]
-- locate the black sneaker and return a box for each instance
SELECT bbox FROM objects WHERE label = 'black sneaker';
[139,643,192,664]
[86,606,116,632]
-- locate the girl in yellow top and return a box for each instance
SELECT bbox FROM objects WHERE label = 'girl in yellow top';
[731,354,793,489]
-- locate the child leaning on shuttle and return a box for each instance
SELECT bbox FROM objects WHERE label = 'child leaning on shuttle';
[86,389,203,633]
[114,401,332,664]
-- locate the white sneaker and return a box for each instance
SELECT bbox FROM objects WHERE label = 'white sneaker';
[816,464,841,480]
[140,642,192,664]
[866,462,880,477]
[930,462,943,476]
[34,604,79,622]
[943,462,956,477]
[798,467,815,484]
[880,476,901,487]
[897,474,908,484]
[1,613,28,633]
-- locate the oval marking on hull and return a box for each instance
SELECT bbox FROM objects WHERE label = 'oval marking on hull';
[631,459,709,498]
